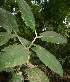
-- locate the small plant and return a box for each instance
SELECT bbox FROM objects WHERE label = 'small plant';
[0,0,67,82]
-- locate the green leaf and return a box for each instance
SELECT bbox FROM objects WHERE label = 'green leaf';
[40,31,67,44]
[0,44,29,70]
[18,36,30,47]
[26,68,50,82]
[32,46,63,77]
[16,0,35,31]
[0,8,18,32]
[5,0,15,3]
[8,73,24,82]
[1,67,14,72]
[0,32,12,46]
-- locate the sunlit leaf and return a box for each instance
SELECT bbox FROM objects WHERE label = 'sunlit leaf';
[8,73,24,82]
[26,68,50,82]
[0,8,18,32]
[32,46,63,77]
[16,0,35,31]
[40,31,67,44]
[0,44,29,70]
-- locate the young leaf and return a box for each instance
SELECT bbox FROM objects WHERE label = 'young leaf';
[40,31,67,44]
[26,68,50,82]
[32,46,63,77]
[16,0,35,31]
[0,44,29,70]
[8,73,24,82]
[0,8,18,32]
[0,32,13,46]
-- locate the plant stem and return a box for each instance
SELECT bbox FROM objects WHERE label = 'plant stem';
[14,31,26,49]
[28,30,43,49]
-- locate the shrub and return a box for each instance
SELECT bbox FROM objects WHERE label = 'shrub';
[0,0,67,82]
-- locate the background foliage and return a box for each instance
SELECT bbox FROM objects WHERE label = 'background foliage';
[0,0,70,82]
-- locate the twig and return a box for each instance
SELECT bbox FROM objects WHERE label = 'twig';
[14,31,26,49]
[28,30,43,49]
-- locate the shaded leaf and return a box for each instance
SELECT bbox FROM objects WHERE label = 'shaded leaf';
[26,68,50,82]
[16,0,35,31]
[0,8,18,32]
[0,44,29,70]
[40,31,67,44]
[5,0,15,3]
[0,32,14,46]
[8,73,24,82]
[32,46,63,77]
[18,36,30,47]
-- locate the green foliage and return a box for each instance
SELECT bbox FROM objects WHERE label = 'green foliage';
[0,32,12,46]
[32,46,63,77]
[0,44,29,70]
[26,67,50,82]
[0,8,18,32]
[16,0,35,31]
[0,0,68,82]
[5,0,15,3]
[40,31,67,44]
[18,36,30,47]
[8,73,24,82]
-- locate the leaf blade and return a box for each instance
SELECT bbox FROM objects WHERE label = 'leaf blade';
[0,44,29,70]
[26,68,50,82]
[16,0,35,31]
[0,32,12,46]
[40,31,67,44]
[18,36,30,47]
[32,46,63,77]
[0,8,18,32]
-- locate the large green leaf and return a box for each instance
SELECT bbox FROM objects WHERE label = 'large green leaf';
[26,68,50,82]
[32,46,63,77]
[0,32,13,46]
[0,8,18,32]
[0,44,29,70]
[16,0,35,31]
[40,31,67,44]
[8,73,24,82]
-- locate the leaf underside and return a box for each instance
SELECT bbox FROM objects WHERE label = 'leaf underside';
[32,46,63,77]
[16,0,35,31]
[26,67,50,82]
[0,8,18,32]
[0,44,29,70]
[40,31,67,44]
